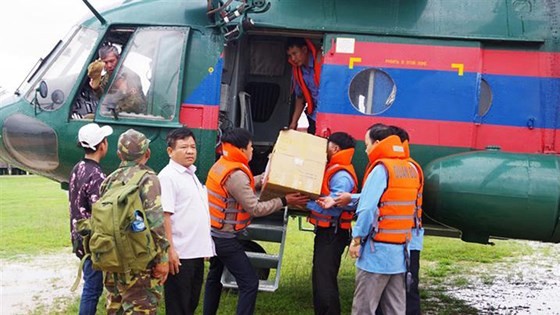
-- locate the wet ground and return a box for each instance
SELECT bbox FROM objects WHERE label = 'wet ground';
[446,241,560,315]
[0,249,80,314]
[0,242,558,314]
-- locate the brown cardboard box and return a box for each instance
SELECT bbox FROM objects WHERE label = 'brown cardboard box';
[260,130,327,201]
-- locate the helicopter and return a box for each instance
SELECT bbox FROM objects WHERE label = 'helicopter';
[0,0,558,290]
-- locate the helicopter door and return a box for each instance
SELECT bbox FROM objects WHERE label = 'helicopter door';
[317,34,483,152]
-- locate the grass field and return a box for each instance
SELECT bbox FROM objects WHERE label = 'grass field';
[0,175,532,314]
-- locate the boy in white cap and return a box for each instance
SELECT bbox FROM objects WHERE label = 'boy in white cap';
[69,123,113,315]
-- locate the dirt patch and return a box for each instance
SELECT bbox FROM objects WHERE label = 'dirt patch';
[446,241,560,315]
[0,249,80,314]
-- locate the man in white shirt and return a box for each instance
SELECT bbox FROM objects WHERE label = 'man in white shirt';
[159,127,215,315]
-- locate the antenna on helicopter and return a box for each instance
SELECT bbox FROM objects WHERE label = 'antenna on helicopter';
[81,0,107,25]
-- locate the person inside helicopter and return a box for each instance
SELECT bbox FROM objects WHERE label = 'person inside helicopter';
[71,43,146,119]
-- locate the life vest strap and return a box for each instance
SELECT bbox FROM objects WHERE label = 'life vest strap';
[210,214,251,226]
[378,200,416,207]
[379,214,415,221]
[208,200,240,213]
[208,190,235,203]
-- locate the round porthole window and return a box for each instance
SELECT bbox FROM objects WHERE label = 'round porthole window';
[348,68,396,115]
[477,78,493,117]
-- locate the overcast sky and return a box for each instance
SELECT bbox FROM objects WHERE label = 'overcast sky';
[0,0,121,92]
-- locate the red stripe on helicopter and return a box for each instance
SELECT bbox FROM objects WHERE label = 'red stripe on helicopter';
[316,113,550,154]
[179,104,219,130]
[325,42,560,78]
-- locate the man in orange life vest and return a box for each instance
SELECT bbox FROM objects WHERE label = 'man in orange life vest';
[322,124,421,314]
[350,124,421,314]
[202,128,308,315]
[388,125,424,315]
[286,37,322,134]
[306,132,358,315]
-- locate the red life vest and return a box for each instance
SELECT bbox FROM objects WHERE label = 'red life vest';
[308,148,358,230]
[363,135,421,244]
[289,38,322,115]
[206,143,255,231]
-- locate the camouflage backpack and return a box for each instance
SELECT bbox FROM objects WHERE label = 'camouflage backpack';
[72,170,157,290]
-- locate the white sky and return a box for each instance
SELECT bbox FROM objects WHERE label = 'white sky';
[0,0,121,92]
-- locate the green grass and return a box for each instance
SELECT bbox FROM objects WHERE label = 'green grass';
[0,175,533,314]
[0,175,69,258]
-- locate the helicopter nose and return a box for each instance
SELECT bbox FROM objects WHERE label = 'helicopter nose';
[0,113,59,171]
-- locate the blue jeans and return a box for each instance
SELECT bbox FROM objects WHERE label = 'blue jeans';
[203,236,259,315]
[80,257,104,315]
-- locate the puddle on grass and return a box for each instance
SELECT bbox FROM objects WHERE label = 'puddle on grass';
[446,241,560,315]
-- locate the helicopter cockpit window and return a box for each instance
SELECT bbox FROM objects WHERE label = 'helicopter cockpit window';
[25,27,99,112]
[100,27,187,121]
[348,68,396,115]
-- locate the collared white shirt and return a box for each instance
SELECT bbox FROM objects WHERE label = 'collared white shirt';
[159,159,215,259]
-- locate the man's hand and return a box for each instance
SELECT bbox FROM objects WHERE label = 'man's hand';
[152,262,169,285]
[289,121,298,130]
[349,237,362,259]
[168,248,181,275]
[317,196,336,209]
[334,192,352,207]
[349,243,361,259]
[285,193,309,207]
[87,59,105,90]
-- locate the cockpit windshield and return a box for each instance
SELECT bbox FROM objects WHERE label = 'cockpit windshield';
[24,26,99,110]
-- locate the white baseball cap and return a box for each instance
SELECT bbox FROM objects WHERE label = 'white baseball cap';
[78,123,113,151]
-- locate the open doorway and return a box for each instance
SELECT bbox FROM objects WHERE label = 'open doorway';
[219,32,322,174]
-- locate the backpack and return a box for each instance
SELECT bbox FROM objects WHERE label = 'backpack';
[71,170,157,290]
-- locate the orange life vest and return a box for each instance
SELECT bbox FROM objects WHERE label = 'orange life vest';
[403,140,424,229]
[289,38,322,115]
[363,135,421,244]
[308,148,358,230]
[206,143,255,231]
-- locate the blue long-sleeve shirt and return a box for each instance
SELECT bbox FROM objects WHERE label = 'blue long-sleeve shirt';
[352,165,407,274]
[409,227,424,251]
[307,170,355,217]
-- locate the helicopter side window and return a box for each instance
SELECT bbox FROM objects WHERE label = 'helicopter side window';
[348,68,396,115]
[477,78,493,117]
[25,27,99,112]
[99,27,187,121]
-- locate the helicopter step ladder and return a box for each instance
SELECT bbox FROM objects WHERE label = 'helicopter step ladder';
[220,207,289,292]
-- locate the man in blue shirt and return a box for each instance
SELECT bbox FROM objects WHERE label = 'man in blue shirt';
[320,124,421,314]
[306,132,358,315]
[286,37,321,134]
[390,125,424,315]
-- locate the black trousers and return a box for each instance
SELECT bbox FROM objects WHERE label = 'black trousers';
[307,116,317,135]
[312,227,350,315]
[203,236,259,315]
[376,249,421,315]
[406,250,421,315]
[164,257,204,315]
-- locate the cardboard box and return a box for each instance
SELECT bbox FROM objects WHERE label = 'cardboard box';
[260,130,327,201]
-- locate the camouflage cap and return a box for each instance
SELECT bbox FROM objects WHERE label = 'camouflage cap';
[118,129,150,161]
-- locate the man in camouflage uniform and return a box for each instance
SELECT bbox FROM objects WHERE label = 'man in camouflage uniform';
[100,128,169,315]
[88,45,146,114]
